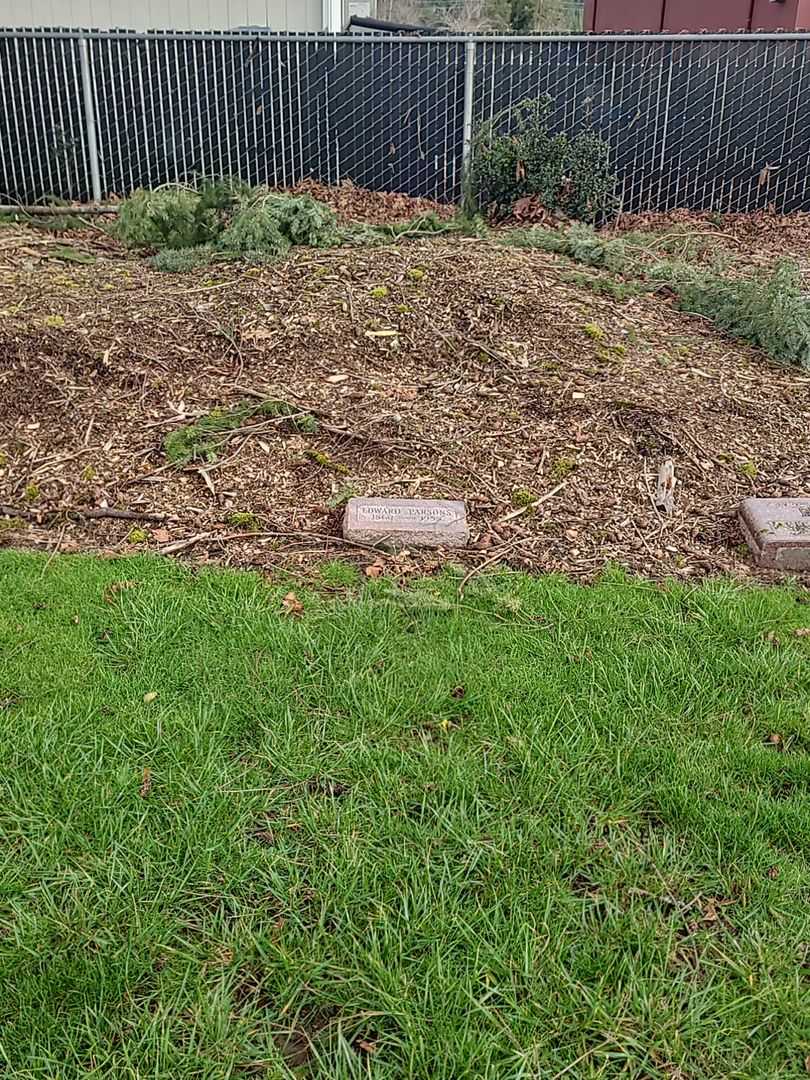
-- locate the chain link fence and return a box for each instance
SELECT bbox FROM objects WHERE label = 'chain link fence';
[2,29,810,212]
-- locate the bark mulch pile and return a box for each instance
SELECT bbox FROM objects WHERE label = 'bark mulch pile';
[1,196,809,584]
[613,209,810,270]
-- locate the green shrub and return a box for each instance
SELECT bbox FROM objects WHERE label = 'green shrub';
[470,97,618,222]
[272,194,338,247]
[506,224,810,368]
[225,511,260,529]
[165,404,256,465]
[380,212,456,238]
[673,260,810,370]
[117,188,220,249]
[118,184,338,261]
[256,399,319,434]
[218,198,292,258]
[219,192,336,256]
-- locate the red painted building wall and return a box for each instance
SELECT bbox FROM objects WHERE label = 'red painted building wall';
[584,0,810,30]
[662,0,753,30]
[751,0,810,27]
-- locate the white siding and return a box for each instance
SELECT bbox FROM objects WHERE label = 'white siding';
[3,0,340,30]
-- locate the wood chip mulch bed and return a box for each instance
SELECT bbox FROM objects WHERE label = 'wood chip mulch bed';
[1,193,809,584]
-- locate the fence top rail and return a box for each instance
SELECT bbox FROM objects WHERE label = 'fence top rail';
[3,27,810,44]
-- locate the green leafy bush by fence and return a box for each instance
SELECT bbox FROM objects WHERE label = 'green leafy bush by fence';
[469,97,618,223]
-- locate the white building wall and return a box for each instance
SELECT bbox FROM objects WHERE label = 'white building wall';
[3,0,346,30]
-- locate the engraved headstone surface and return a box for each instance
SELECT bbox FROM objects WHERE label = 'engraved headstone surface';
[343,498,469,549]
[739,498,810,570]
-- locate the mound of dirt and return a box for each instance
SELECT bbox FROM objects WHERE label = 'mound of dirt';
[613,209,810,268]
[1,220,809,583]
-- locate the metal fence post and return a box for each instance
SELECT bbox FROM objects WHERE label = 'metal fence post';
[461,38,476,184]
[78,35,102,203]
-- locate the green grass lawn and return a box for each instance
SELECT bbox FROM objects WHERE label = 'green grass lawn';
[1,552,809,1079]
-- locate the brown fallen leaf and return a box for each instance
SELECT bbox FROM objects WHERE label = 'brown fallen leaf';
[282,591,304,617]
[143,691,158,704]
[365,558,385,579]
[151,527,171,544]
[213,945,234,966]
[804,1054,810,1074]
[104,580,138,604]
[765,732,783,749]
[450,685,466,699]
[766,865,780,879]
[252,829,275,845]
[356,1039,377,1055]
[139,766,152,798]
[793,628,810,637]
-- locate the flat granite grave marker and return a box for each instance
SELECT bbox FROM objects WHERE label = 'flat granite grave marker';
[343,497,469,550]
[739,497,810,570]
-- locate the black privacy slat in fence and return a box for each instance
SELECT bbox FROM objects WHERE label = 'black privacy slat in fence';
[0,34,91,202]
[474,36,810,213]
[325,38,465,200]
[89,35,335,193]
[2,30,810,212]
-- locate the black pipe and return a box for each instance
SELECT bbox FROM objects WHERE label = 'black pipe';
[347,15,431,33]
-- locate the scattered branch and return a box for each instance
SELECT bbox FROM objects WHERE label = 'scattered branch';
[458,538,530,597]
[1,504,166,523]
[496,481,568,525]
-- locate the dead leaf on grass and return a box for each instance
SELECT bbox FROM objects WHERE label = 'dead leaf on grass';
[103,580,138,604]
[281,591,304,617]
[252,829,275,845]
[804,1054,810,1074]
[686,895,735,932]
[307,777,349,798]
[793,628,810,637]
[356,1039,377,1055]
[213,945,234,966]
[450,685,466,699]
[766,865,780,879]
[139,766,152,798]
[143,691,158,704]
[765,732,783,749]
[365,558,385,579]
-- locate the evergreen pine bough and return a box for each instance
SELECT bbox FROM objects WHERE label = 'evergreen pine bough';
[675,260,810,371]
[117,185,339,263]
